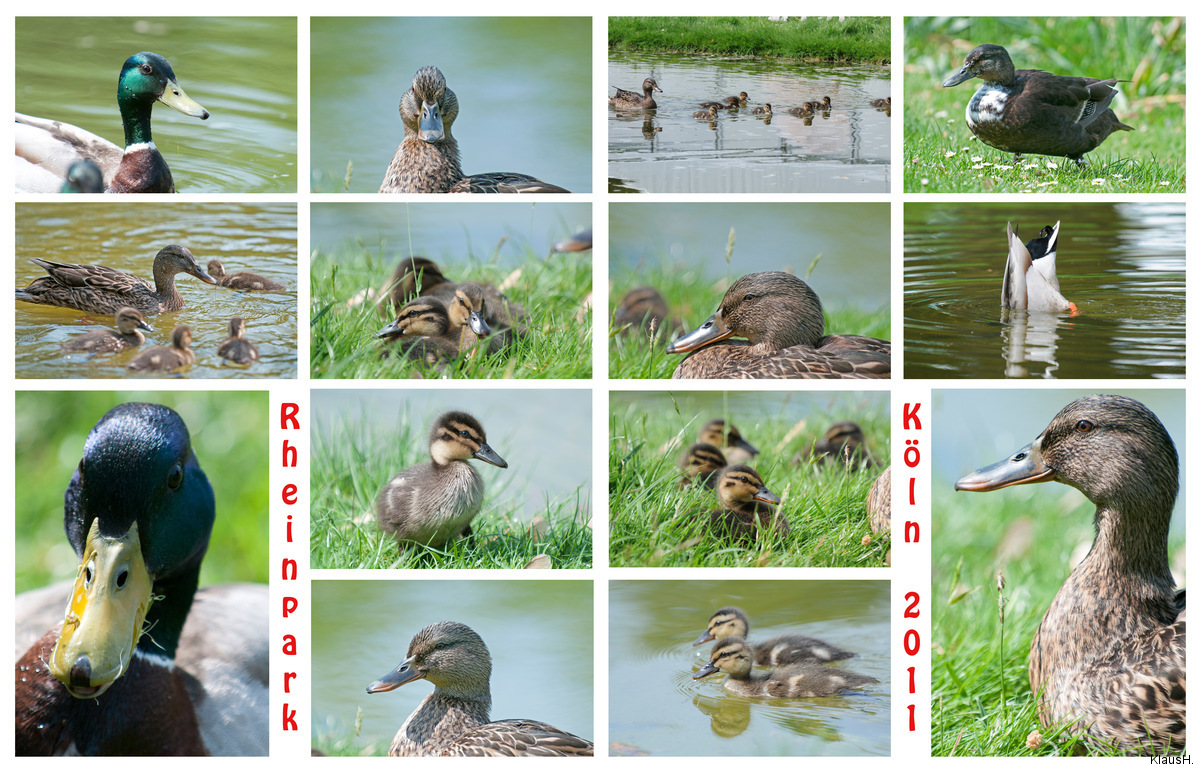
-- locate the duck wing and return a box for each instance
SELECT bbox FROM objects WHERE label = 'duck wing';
[31,257,153,293]
[16,113,122,192]
[443,720,594,756]
[1020,71,1123,130]
[450,172,569,194]
[611,86,641,101]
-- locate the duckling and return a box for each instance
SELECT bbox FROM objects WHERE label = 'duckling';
[366,621,593,755]
[446,283,518,354]
[705,464,789,543]
[217,318,259,365]
[751,103,772,116]
[609,77,662,111]
[666,271,890,379]
[787,104,814,117]
[796,421,877,471]
[869,96,891,109]
[16,245,217,315]
[612,286,680,341]
[1003,221,1077,314]
[726,92,750,107]
[693,606,856,665]
[693,106,719,120]
[678,443,727,490]
[61,160,104,193]
[127,325,195,372]
[697,101,728,111]
[694,638,876,698]
[15,52,209,193]
[60,306,152,354]
[207,259,286,292]
[698,418,759,465]
[806,96,832,110]
[384,257,529,331]
[375,412,508,551]
[955,394,1184,753]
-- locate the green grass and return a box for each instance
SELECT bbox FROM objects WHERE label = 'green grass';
[609,401,889,568]
[311,239,592,379]
[904,17,1186,193]
[609,16,890,63]
[311,408,592,570]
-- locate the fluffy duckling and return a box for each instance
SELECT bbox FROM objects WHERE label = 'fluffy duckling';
[217,318,259,365]
[60,306,151,354]
[127,325,195,372]
[375,296,461,367]
[796,421,877,471]
[705,464,789,543]
[1003,221,1076,314]
[751,103,772,116]
[207,259,286,292]
[726,92,749,107]
[384,257,529,332]
[697,100,729,111]
[694,606,856,666]
[612,286,680,342]
[375,412,508,550]
[693,106,719,119]
[694,638,876,698]
[787,104,815,117]
[678,443,727,490]
[698,418,759,465]
[869,96,891,109]
[366,621,593,755]
[806,96,832,110]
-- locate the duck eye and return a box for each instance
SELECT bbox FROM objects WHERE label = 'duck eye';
[434,642,447,649]
[743,293,757,301]
[459,430,471,438]
[116,567,128,589]
[140,63,153,75]
[1076,420,1094,433]
[84,559,95,588]
[168,463,183,490]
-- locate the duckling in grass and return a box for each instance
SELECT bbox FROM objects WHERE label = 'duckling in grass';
[60,307,151,354]
[678,443,727,489]
[375,412,508,551]
[694,606,855,666]
[694,637,876,698]
[796,421,877,471]
[217,318,259,365]
[705,464,789,543]
[697,418,759,465]
[127,325,195,372]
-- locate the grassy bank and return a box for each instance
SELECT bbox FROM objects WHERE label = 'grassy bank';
[609,16,890,63]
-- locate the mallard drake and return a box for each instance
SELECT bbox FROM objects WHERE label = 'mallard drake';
[955,394,1184,754]
[705,464,789,543]
[666,271,890,379]
[612,286,680,341]
[694,638,876,698]
[1003,221,1076,314]
[787,104,815,117]
[869,96,891,109]
[609,77,662,111]
[217,318,259,365]
[127,325,195,371]
[375,411,508,551]
[14,402,267,755]
[16,244,216,315]
[698,418,759,465]
[693,606,856,665]
[678,443,727,490]
[366,621,593,755]
[379,66,569,193]
[693,106,719,119]
[941,43,1134,166]
[61,160,105,193]
[60,306,151,353]
[751,104,773,116]
[15,52,209,193]
[207,259,286,292]
[796,421,877,471]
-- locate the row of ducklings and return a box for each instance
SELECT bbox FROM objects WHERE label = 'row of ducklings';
[694,95,835,121]
[692,607,876,697]
[64,313,260,370]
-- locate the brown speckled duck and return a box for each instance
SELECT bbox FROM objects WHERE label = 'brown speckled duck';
[705,465,789,543]
[380,66,569,193]
[693,607,855,666]
[366,621,593,756]
[941,44,1134,166]
[796,421,877,471]
[610,77,662,110]
[207,260,286,292]
[60,307,152,353]
[217,318,259,365]
[666,271,890,379]
[127,325,195,372]
[955,395,1184,754]
[694,638,876,698]
[16,245,216,315]
[678,443,727,490]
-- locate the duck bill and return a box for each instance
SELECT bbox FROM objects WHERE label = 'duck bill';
[49,520,153,700]
[954,440,1057,492]
[941,66,975,88]
[418,100,445,143]
[159,80,210,120]
[475,442,508,469]
[469,311,491,337]
[754,487,782,505]
[693,661,719,680]
[693,630,715,646]
[189,263,218,285]
[734,436,760,457]
[665,312,732,355]
[366,655,424,693]
[136,319,153,332]
[375,318,403,338]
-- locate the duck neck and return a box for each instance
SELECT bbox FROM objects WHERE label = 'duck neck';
[1082,495,1176,596]
[119,96,156,148]
[151,262,181,299]
[140,562,201,660]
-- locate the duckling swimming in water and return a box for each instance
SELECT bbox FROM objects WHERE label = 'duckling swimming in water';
[217,318,259,365]
[705,464,789,543]
[127,325,195,372]
[693,606,856,666]
[207,259,286,292]
[375,412,508,550]
[694,637,876,698]
[61,306,152,354]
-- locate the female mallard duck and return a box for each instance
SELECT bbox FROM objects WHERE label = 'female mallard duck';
[796,421,877,471]
[751,103,773,116]
[1003,221,1076,314]
[698,418,759,465]
[705,464,789,543]
[787,104,814,117]
[127,325,195,372]
[207,259,286,292]
[693,606,855,666]
[955,394,1184,754]
[678,443,727,490]
[15,52,209,193]
[60,306,151,353]
[375,411,508,551]
[694,638,876,698]
[366,621,593,755]
[61,160,105,193]
[16,244,216,315]
[379,66,569,194]
[693,106,719,120]
[869,96,891,109]
[14,402,267,755]
[217,318,259,365]
[609,77,662,111]
[941,43,1134,166]
[666,271,891,379]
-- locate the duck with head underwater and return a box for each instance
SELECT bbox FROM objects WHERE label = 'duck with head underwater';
[15,402,267,755]
[1003,221,1076,315]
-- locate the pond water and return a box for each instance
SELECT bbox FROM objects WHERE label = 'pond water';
[15,203,298,379]
[15,17,298,193]
[608,52,890,194]
[310,17,592,193]
[610,580,890,756]
[905,202,1185,379]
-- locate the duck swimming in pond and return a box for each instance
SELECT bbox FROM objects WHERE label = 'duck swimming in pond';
[610,77,662,110]
[1002,221,1076,314]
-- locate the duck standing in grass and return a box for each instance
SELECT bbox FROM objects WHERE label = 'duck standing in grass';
[217,318,259,365]
[15,402,267,755]
[1003,221,1076,314]
[955,394,1184,754]
[60,306,152,353]
[694,637,876,698]
[694,607,855,666]
[16,52,209,193]
[941,43,1134,166]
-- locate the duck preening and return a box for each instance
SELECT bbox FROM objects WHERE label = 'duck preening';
[366,621,593,755]
[1003,221,1076,314]
[693,637,875,698]
[694,607,855,666]
[955,394,1184,754]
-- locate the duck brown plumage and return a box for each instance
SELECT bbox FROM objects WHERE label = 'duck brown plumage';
[694,637,876,698]
[693,106,719,119]
[796,421,877,471]
[60,307,152,353]
[383,257,529,331]
[16,244,216,315]
[941,44,1134,166]
[610,77,662,110]
[666,271,890,379]
[380,66,568,193]
[127,324,195,371]
[787,104,815,116]
[612,286,680,342]
[868,466,891,535]
[869,96,891,109]
[705,464,789,543]
[751,103,772,116]
[678,443,727,490]
[217,318,259,365]
[206,259,286,292]
[955,394,1184,754]
[693,607,856,666]
[366,621,593,756]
